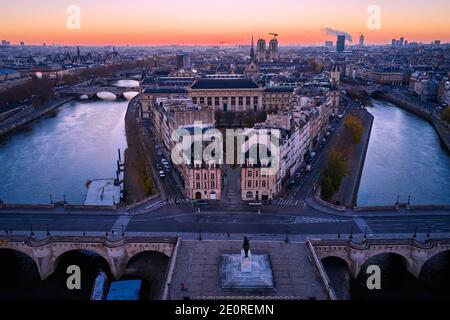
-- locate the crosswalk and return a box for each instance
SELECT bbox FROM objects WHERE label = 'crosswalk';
[110,215,131,234]
[274,199,304,206]
[291,216,342,224]
[167,198,190,205]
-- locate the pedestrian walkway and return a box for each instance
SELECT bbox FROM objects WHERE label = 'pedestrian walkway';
[275,199,303,206]
[291,216,342,224]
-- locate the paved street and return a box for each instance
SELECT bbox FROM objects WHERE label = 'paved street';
[1,204,450,238]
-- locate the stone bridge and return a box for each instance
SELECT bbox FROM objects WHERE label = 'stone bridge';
[311,238,450,278]
[61,86,140,99]
[0,236,177,280]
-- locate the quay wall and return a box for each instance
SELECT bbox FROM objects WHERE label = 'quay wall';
[0,96,75,137]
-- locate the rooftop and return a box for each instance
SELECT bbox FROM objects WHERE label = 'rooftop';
[191,78,260,90]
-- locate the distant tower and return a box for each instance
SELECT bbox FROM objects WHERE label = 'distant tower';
[250,36,255,61]
[256,39,266,61]
[336,35,346,52]
[77,46,81,58]
[176,53,184,70]
[257,39,266,53]
[359,34,365,47]
[269,38,278,55]
[330,65,341,86]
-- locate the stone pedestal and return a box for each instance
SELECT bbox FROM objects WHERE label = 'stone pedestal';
[220,253,274,290]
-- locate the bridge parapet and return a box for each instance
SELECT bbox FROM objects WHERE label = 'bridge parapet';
[0,236,178,280]
[310,238,450,279]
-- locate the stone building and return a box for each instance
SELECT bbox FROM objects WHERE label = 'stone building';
[188,77,263,112]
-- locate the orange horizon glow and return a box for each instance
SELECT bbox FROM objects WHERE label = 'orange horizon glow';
[1,0,449,46]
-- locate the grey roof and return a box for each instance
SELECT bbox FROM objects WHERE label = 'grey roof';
[264,87,295,93]
[191,78,259,90]
[143,87,188,94]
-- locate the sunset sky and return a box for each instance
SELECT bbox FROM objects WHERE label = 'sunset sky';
[0,0,449,46]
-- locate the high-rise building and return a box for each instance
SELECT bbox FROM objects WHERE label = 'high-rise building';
[359,34,365,47]
[176,53,184,70]
[400,37,404,47]
[392,39,396,47]
[336,35,345,52]
[183,53,191,69]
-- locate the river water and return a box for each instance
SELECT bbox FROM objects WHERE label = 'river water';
[357,99,450,206]
[0,99,128,204]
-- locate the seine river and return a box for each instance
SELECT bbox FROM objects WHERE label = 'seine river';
[0,99,128,204]
[357,99,450,206]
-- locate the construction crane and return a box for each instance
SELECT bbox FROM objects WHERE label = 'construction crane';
[269,33,279,38]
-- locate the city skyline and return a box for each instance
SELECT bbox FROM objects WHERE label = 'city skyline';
[1,0,449,46]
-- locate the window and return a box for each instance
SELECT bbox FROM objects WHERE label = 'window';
[247,181,252,188]
[196,182,201,189]
[215,97,220,106]
[262,180,267,188]
[200,97,205,104]
[246,97,251,106]
[248,171,252,177]
[238,97,243,106]
[231,97,236,106]
[253,97,259,105]
[192,97,197,104]
[207,97,212,106]
[196,173,200,180]
[211,181,215,189]
[211,173,215,180]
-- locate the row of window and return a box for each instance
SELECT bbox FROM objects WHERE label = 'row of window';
[195,181,216,189]
[244,180,268,189]
[192,96,260,106]
[195,173,215,180]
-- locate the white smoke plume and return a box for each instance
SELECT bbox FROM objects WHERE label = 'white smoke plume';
[322,28,353,42]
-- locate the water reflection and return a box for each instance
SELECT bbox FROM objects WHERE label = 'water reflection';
[358,99,450,206]
[0,100,128,204]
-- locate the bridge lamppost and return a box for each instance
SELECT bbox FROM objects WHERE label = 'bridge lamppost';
[349,227,353,241]
[63,194,67,205]
[49,195,53,205]
[46,225,50,236]
[30,226,34,237]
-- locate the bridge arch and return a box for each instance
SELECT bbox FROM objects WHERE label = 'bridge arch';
[124,250,170,299]
[417,249,450,297]
[356,252,412,278]
[0,248,41,299]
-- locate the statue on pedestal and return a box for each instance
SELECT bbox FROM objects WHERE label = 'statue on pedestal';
[241,237,252,273]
